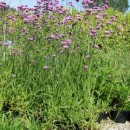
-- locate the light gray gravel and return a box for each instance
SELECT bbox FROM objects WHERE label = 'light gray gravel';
[99,120,130,130]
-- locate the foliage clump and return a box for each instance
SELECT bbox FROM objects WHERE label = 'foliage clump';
[0,0,130,129]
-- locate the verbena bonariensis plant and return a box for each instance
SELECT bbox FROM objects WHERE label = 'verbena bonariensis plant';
[0,0,130,129]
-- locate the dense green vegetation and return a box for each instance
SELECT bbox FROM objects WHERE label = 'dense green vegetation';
[94,0,129,12]
[0,0,130,129]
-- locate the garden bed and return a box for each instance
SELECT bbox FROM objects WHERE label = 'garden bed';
[0,0,130,129]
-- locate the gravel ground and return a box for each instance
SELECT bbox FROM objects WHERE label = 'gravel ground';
[99,120,130,130]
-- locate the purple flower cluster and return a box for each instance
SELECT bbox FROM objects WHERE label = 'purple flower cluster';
[76,14,81,20]
[63,15,73,23]
[89,28,96,36]
[23,14,38,23]
[105,30,111,37]
[0,2,7,9]
[0,0,126,59]
[82,0,94,4]
[61,39,72,49]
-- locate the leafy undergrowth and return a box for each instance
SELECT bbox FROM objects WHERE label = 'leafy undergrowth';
[0,0,130,129]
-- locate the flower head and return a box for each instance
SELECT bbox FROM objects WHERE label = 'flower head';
[50,34,56,39]
[3,42,9,47]
[43,65,50,69]
[63,45,69,49]
[89,28,96,36]
[86,54,90,59]
[66,39,72,44]
[105,30,111,37]
[75,0,80,2]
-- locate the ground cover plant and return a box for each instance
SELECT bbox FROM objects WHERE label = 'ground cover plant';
[0,0,130,129]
